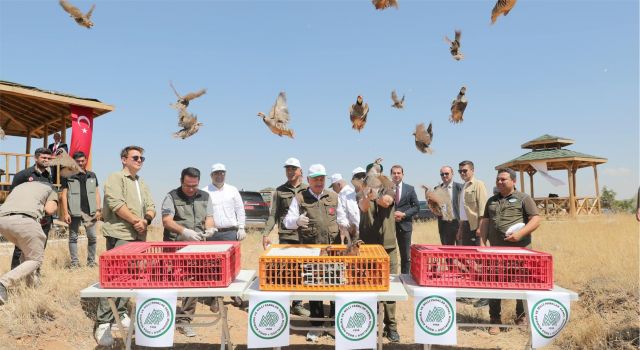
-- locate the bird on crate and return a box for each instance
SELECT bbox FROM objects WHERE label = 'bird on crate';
[169,81,207,111]
[491,0,517,24]
[444,30,464,61]
[257,91,295,138]
[349,95,369,132]
[346,240,364,256]
[413,122,433,154]
[174,108,203,139]
[372,0,399,10]
[449,86,468,124]
[391,90,405,109]
[59,0,96,29]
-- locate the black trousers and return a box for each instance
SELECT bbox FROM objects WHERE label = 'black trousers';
[11,218,51,269]
[459,220,480,246]
[310,301,335,326]
[395,226,412,274]
[437,219,459,245]
[489,299,525,321]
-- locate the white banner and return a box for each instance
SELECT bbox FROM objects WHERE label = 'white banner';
[414,288,457,345]
[531,161,565,187]
[134,290,177,347]
[247,292,291,348]
[527,291,571,348]
[335,293,377,350]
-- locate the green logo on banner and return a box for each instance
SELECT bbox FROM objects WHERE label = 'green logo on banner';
[144,309,164,326]
[136,298,174,338]
[346,312,366,328]
[249,300,288,340]
[416,296,454,336]
[425,306,446,322]
[337,302,375,341]
[532,298,569,339]
[259,311,280,328]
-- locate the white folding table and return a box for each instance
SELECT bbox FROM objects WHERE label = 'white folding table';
[79,269,256,350]
[400,274,579,350]
[243,274,408,350]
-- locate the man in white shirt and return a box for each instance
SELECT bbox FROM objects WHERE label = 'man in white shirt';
[201,163,246,308]
[328,173,359,242]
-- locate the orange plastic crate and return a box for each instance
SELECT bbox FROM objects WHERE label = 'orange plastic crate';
[259,244,390,292]
[99,241,241,289]
[411,245,553,290]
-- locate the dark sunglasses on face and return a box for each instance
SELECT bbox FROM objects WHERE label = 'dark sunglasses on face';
[458,169,468,174]
[440,172,450,176]
[131,155,145,162]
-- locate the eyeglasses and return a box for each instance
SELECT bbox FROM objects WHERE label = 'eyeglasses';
[440,172,450,176]
[131,155,145,162]
[458,169,469,174]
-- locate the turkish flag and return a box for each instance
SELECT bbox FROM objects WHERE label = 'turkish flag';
[69,105,94,161]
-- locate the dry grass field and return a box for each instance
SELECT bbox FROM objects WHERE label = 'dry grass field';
[0,214,637,350]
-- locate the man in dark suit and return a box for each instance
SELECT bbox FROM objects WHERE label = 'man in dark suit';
[390,165,420,274]
[47,132,68,155]
[435,165,464,245]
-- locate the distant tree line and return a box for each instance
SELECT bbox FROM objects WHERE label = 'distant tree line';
[600,186,637,213]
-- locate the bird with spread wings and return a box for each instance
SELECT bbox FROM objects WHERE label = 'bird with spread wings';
[257,91,295,138]
[450,86,468,124]
[391,90,405,109]
[413,122,433,154]
[491,0,517,24]
[59,0,96,29]
[444,30,464,61]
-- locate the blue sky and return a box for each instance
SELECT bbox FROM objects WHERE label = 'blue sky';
[1,0,638,208]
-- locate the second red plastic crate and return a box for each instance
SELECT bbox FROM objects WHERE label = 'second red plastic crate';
[411,245,553,290]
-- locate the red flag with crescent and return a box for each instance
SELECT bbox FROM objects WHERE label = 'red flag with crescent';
[69,105,94,161]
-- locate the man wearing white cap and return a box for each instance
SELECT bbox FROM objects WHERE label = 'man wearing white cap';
[261,157,310,317]
[284,164,340,342]
[202,163,246,307]
[329,173,359,241]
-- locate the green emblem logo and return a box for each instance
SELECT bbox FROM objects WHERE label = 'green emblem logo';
[531,298,569,339]
[250,300,288,340]
[136,298,174,338]
[337,302,375,341]
[416,296,454,336]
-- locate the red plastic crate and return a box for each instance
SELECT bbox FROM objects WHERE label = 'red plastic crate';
[99,241,241,289]
[411,245,553,290]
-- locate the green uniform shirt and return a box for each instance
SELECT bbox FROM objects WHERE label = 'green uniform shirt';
[483,191,538,247]
[262,182,308,241]
[101,168,155,241]
[0,182,58,220]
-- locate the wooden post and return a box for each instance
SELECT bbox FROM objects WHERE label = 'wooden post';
[529,172,535,198]
[25,130,32,169]
[593,164,600,213]
[60,113,67,143]
[44,124,49,149]
[519,169,525,195]
[567,164,576,216]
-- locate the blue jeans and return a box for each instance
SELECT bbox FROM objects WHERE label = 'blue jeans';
[68,216,97,265]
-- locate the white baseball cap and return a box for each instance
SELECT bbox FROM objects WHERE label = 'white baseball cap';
[308,164,326,178]
[283,157,301,168]
[328,173,343,187]
[211,163,226,173]
[352,167,366,175]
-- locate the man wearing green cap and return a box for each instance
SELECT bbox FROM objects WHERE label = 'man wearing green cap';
[284,163,339,342]
[358,160,400,343]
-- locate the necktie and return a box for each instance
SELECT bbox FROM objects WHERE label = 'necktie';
[395,185,400,205]
[53,143,58,153]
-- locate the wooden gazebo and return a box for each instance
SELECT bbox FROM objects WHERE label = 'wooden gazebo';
[0,80,114,200]
[495,134,607,217]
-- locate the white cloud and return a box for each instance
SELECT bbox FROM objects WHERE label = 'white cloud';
[603,167,632,177]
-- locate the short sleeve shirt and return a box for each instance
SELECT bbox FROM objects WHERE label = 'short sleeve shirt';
[161,192,214,218]
[483,191,538,247]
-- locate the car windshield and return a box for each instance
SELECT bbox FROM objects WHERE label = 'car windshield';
[241,192,264,202]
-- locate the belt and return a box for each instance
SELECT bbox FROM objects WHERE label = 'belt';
[217,226,238,232]
[6,213,38,221]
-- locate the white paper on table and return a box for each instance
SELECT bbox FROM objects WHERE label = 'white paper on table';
[247,292,291,348]
[414,287,457,345]
[177,244,232,253]
[266,247,321,256]
[335,293,378,350]
[135,290,178,347]
[527,291,571,348]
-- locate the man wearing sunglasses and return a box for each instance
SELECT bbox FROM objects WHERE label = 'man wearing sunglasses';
[435,166,464,245]
[95,145,156,347]
[456,160,488,247]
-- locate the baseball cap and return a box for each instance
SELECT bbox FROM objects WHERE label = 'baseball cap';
[328,173,343,187]
[352,167,366,175]
[283,157,301,168]
[211,163,226,173]
[308,164,326,178]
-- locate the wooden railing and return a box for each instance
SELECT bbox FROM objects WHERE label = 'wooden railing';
[534,196,600,216]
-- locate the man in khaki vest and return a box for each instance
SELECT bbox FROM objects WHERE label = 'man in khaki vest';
[284,164,339,342]
[261,157,311,317]
[0,182,58,305]
[61,151,102,268]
